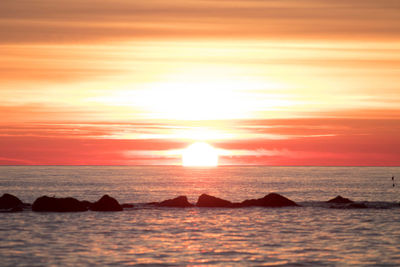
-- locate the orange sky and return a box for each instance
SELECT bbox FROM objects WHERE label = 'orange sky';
[1,0,399,165]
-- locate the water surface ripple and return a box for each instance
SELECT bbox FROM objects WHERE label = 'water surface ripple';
[1,166,399,266]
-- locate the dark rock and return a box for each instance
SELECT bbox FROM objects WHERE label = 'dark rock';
[0,193,24,210]
[327,196,367,209]
[241,193,299,207]
[196,194,233,207]
[32,196,88,212]
[1,206,24,212]
[121,203,134,209]
[348,203,368,209]
[327,195,354,204]
[81,200,92,209]
[158,196,194,207]
[90,195,123,211]
[329,202,368,209]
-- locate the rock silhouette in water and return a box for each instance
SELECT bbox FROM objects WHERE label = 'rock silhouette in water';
[346,203,368,209]
[328,202,368,209]
[32,196,88,212]
[158,196,194,207]
[81,200,93,209]
[195,193,299,208]
[196,194,233,207]
[89,195,123,211]
[121,203,134,209]
[326,195,354,204]
[0,193,25,212]
[326,195,368,209]
[241,193,299,207]
[327,196,368,209]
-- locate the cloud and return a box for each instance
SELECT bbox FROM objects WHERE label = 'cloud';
[1,0,399,43]
[0,156,35,165]
[1,117,399,165]
[0,0,399,167]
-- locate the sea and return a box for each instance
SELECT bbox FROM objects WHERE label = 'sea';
[0,166,399,266]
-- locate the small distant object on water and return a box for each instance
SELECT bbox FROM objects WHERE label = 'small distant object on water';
[393,176,395,187]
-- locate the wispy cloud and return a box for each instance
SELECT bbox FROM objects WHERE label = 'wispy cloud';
[1,0,399,43]
[1,1,399,165]
[0,117,399,165]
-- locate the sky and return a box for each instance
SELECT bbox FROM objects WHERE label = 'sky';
[1,0,399,165]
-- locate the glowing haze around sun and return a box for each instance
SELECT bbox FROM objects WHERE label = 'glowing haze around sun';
[182,142,218,167]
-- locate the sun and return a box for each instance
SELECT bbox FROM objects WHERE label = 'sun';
[182,142,218,167]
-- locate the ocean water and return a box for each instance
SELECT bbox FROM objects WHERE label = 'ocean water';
[0,166,400,266]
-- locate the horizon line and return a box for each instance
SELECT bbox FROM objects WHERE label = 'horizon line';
[0,165,399,167]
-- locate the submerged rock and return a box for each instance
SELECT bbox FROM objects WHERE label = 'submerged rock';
[327,195,354,204]
[0,193,24,210]
[158,196,194,207]
[90,195,123,211]
[329,202,368,209]
[32,196,88,212]
[0,206,23,212]
[196,194,233,207]
[347,203,368,209]
[241,193,299,207]
[121,203,134,209]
